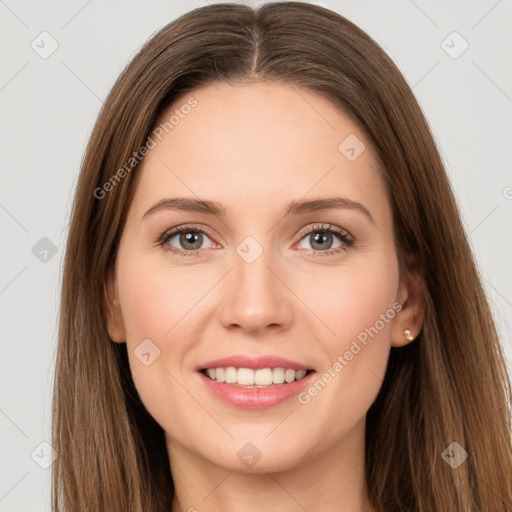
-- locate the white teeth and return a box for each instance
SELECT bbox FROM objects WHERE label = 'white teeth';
[204,366,310,386]
[255,368,273,386]
[237,368,255,385]
[284,369,296,383]
[225,367,237,384]
[272,367,285,384]
[215,367,225,382]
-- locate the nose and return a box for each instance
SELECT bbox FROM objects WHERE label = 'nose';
[217,248,294,335]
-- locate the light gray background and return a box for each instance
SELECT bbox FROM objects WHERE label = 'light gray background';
[1,1,511,510]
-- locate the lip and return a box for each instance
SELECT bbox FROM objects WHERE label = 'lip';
[197,369,316,409]
[197,354,312,371]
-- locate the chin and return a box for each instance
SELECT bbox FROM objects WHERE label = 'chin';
[198,433,315,475]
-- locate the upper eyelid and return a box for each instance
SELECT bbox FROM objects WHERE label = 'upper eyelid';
[162,223,217,242]
[296,223,351,240]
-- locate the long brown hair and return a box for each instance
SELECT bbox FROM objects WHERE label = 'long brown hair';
[52,2,512,511]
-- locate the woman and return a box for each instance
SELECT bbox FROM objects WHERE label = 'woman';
[52,2,512,511]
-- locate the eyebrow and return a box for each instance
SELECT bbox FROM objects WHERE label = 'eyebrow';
[143,196,375,224]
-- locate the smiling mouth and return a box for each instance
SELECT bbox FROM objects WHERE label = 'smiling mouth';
[199,367,315,387]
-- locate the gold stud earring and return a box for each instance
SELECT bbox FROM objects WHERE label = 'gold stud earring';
[402,329,414,341]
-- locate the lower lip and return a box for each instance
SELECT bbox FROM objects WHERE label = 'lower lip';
[198,370,316,409]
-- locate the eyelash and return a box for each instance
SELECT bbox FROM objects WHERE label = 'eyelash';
[157,223,355,258]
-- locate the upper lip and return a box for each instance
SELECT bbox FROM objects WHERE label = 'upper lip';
[197,354,313,371]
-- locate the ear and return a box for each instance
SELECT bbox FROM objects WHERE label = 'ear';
[104,268,126,343]
[391,257,425,347]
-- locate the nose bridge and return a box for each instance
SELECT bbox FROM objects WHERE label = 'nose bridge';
[218,236,293,333]
[235,247,275,296]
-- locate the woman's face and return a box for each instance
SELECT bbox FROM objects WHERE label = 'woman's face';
[110,81,410,473]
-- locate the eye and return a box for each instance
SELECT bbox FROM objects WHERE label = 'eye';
[295,223,354,256]
[157,222,354,258]
[159,225,216,256]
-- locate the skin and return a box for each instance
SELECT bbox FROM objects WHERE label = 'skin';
[106,81,424,512]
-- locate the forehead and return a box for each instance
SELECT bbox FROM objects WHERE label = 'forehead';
[130,81,389,223]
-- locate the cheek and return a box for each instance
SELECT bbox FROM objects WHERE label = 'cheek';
[118,252,208,344]
[115,245,228,412]
[296,250,399,348]
[115,260,209,438]
[293,250,399,427]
